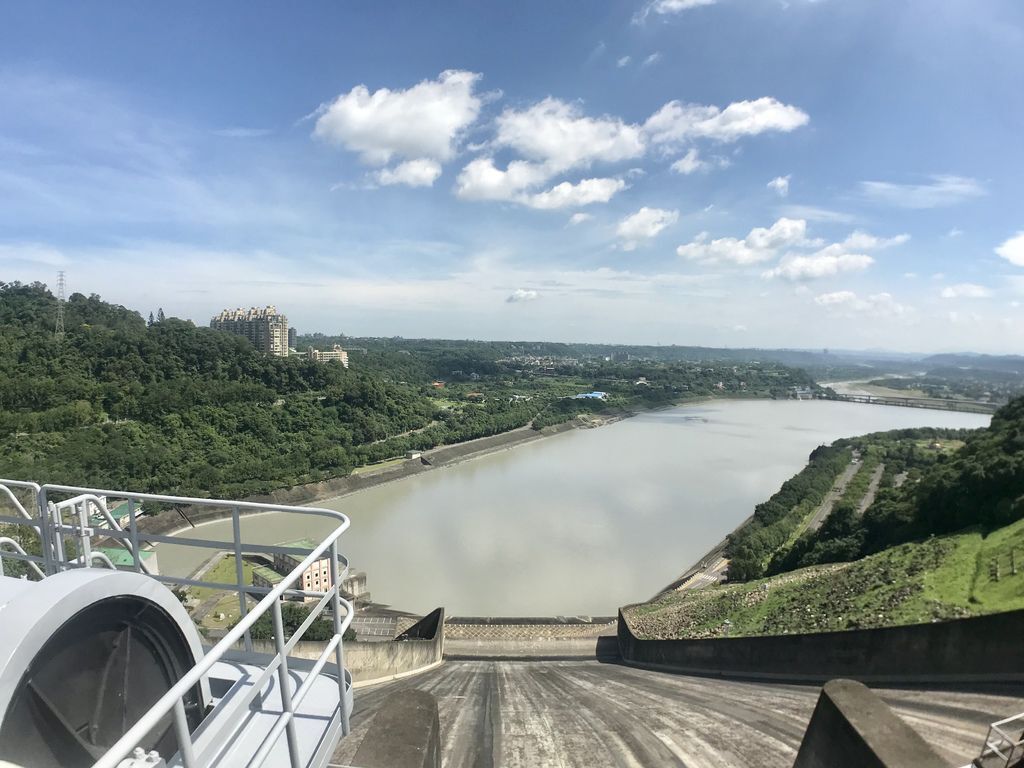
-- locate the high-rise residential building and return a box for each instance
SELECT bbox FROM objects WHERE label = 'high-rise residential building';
[288,327,297,350]
[210,306,289,357]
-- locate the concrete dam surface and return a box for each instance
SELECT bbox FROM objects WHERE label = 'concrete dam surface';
[156,400,988,616]
[330,661,1022,768]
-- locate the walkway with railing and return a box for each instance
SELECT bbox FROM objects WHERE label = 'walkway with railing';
[0,478,354,768]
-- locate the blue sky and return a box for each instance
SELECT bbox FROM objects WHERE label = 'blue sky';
[1,0,1022,352]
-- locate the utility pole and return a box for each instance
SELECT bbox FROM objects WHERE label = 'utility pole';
[54,271,66,340]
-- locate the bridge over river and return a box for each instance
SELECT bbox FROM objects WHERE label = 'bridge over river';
[331,660,1024,768]
[830,393,999,414]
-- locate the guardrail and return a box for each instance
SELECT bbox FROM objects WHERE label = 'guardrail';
[971,712,1024,768]
[0,479,353,768]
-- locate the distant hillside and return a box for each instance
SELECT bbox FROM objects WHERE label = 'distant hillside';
[0,282,439,495]
[921,353,1024,374]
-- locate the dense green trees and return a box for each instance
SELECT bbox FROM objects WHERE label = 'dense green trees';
[0,282,436,495]
[761,400,1024,575]
[724,445,852,581]
[1,281,819,500]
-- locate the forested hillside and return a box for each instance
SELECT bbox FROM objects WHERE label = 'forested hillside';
[756,397,1024,577]
[0,282,816,498]
[0,283,445,495]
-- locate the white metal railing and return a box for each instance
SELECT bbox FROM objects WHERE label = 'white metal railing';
[0,479,353,768]
[971,712,1024,768]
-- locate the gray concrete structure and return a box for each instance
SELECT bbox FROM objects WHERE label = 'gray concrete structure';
[330,660,1024,767]
[350,690,441,768]
[618,608,1024,684]
[793,680,947,768]
[241,608,444,685]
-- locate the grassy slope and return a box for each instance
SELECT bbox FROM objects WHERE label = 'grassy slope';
[626,517,1024,639]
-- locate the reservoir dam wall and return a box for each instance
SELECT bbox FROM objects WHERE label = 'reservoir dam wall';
[618,608,1024,684]
[239,608,445,686]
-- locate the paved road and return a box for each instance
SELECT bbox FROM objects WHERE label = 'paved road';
[807,456,861,532]
[857,463,886,514]
[330,660,1024,767]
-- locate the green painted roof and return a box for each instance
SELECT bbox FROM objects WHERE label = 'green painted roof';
[278,538,322,566]
[96,547,154,567]
[252,564,284,585]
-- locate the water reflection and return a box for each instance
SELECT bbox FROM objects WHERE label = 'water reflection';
[155,401,988,615]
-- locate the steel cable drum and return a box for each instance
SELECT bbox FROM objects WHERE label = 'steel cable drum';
[0,569,211,768]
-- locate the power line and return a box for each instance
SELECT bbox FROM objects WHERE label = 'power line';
[54,271,66,340]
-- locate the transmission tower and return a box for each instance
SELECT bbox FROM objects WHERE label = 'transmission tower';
[54,271,66,340]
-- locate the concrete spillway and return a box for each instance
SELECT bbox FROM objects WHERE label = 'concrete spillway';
[331,660,1024,768]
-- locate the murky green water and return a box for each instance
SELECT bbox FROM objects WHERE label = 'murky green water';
[155,400,988,615]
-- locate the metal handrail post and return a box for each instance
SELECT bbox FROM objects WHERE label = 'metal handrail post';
[76,499,92,567]
[172,698,197,768]
[329,541,349,735]
[272,600,302,768]
[128,498,141,573]
[232,506,252,652]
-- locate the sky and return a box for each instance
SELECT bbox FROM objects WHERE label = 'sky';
[1,1,1022,353]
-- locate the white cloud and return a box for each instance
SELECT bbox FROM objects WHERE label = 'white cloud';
[764,252,874,281]
[778,205,854,223]
[313,70,482,165]
[762,227,906,281]
[839,231,910,250]
[947,227,964,238]
[568,212,593,226]
[374,158,443,187]
[940,283,992,299]
[635,0,717,23]
[617,56,632,68]
[745,218,812,250]
[814,291,910,317]
[644,97,809,147]
[456,98,642,208]
[996,232,1024,267]
[678,218,808,265]
[495,97,646,173]
[507,288,539,303]
[454,157,552,202]
[859,175,986,209]
[767,175,791,197]
[525,178,626,210]
[617,207,679,250]
[814,291,857,306]
[671,148,708,175]
[642,52,662,67]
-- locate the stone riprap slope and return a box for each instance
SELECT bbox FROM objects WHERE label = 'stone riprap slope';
[625,517,1024,640]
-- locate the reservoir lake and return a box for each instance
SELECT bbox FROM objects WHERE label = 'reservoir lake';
[156,400,989,615]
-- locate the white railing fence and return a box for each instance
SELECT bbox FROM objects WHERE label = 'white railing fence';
[0,479,353,768]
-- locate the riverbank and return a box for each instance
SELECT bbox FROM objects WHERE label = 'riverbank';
[137,418,588,536]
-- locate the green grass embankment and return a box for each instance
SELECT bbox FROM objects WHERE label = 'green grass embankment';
[626,517,1024,640]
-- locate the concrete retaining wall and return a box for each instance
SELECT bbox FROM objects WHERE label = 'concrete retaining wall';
[445,636,619,660]
[243,608,445,686]
[793,680,946,767]
[618,608,1024,684]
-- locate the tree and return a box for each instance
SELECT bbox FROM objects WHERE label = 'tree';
[148,312,155,327]
[157,308,166,323]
